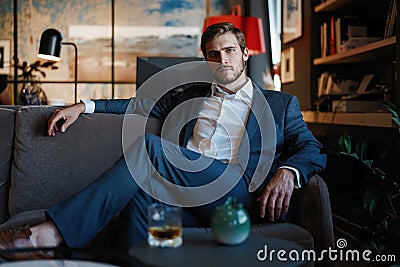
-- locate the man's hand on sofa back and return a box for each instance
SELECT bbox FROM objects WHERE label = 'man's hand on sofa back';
[47,102,86,136]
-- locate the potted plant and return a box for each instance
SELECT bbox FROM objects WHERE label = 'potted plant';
[338,103,400,256]
[16,60,58,105]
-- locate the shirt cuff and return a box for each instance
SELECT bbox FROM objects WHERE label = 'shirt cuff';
[80,100,95,114]
[279,166,301,189]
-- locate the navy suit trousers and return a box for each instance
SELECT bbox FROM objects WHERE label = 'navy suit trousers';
[47,134,261,250]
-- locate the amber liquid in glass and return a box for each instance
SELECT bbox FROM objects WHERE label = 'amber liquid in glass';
[149,226,182,240]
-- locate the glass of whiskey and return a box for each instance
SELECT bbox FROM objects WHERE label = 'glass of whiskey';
[147,203,183,248]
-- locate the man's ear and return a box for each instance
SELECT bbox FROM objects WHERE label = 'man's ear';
[243,47,249,62]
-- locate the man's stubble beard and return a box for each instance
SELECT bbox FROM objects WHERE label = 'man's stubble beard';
[213,59,246,85]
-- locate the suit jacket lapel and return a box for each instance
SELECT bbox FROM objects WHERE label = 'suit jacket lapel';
[244,83,271,142]
[238,84,276,192]
[179,85,211,146]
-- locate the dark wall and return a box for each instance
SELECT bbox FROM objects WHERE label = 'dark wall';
[246,1,273,88]
[281,0,319,110]
[396,0,400,106]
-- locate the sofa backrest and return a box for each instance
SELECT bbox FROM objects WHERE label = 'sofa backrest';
[0,107,16,222]
[8,106,162,217]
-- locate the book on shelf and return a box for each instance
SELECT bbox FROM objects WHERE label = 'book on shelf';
[356,74,374,94]
[320,22,328,57]
[317,72,330,97]
[333,18,367,54]
[319,15,383,57]
[330,17,336,55]
[384,0,397,38]
[317,72,359,97]
[335,18,343,53]
[320,19,335,56]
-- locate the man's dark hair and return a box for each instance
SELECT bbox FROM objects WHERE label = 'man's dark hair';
[200,22,246,59]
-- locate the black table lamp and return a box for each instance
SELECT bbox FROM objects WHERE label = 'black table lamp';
[37,28,78,103]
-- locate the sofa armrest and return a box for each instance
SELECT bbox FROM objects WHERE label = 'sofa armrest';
[292,175,334,253]
[0,107,16,224]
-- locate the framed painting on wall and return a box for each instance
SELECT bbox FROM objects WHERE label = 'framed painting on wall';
[282,0,302,44]
[281,47,295,84]
[69,25,201,83]
[0,40,11,75]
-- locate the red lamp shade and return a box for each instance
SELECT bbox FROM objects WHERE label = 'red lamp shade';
[202,5,266,55]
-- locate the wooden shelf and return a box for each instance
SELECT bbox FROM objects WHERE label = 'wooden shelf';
[314,0,361,13]
[313,36,396,65]
[302,111,396,128]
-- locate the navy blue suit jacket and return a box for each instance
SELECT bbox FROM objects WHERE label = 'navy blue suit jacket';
[93,82,326,193]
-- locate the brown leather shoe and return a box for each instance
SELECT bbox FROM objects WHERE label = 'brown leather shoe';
[0,226,52,260]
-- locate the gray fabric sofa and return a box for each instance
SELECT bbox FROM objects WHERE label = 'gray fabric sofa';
[0,105,334,264]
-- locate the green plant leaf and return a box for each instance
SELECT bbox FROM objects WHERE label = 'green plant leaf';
[363,187,380,216]
[356,139,368,160]
[368,240,379,253]
[380,217,389,229]
[339,133,352,154]
[364,160,374,169]
[384,102,400,119]
[393,117,400,127]
[338,152,360,160]
[349,152,358,158]
[367,240,386,254]
[372,167,386,178]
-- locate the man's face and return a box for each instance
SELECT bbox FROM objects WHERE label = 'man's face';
[205,32,249,85]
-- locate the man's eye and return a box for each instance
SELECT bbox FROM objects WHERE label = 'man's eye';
[208,52,218,57]
[226,48,235,53]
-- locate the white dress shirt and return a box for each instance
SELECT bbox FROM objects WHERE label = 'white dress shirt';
[186,79,253,163]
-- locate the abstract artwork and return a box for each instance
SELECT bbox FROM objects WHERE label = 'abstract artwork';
[69,25,201,83]
[282,0,302,44]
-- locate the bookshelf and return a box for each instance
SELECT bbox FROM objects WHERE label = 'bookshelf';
[280,0,398,111]
[302,111,395,128]
[312,0,398,109]
[314,0,361,13]
[313,36,396,65]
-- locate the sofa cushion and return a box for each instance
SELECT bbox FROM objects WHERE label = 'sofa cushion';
[9,106,127,215]
[0,107,16,223]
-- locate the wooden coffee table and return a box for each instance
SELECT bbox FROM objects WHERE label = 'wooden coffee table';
[129,233,308,266]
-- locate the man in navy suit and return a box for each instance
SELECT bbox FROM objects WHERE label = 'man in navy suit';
[0,22,326,253]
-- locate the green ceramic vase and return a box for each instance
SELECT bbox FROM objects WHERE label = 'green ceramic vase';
[211,197,251,245]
